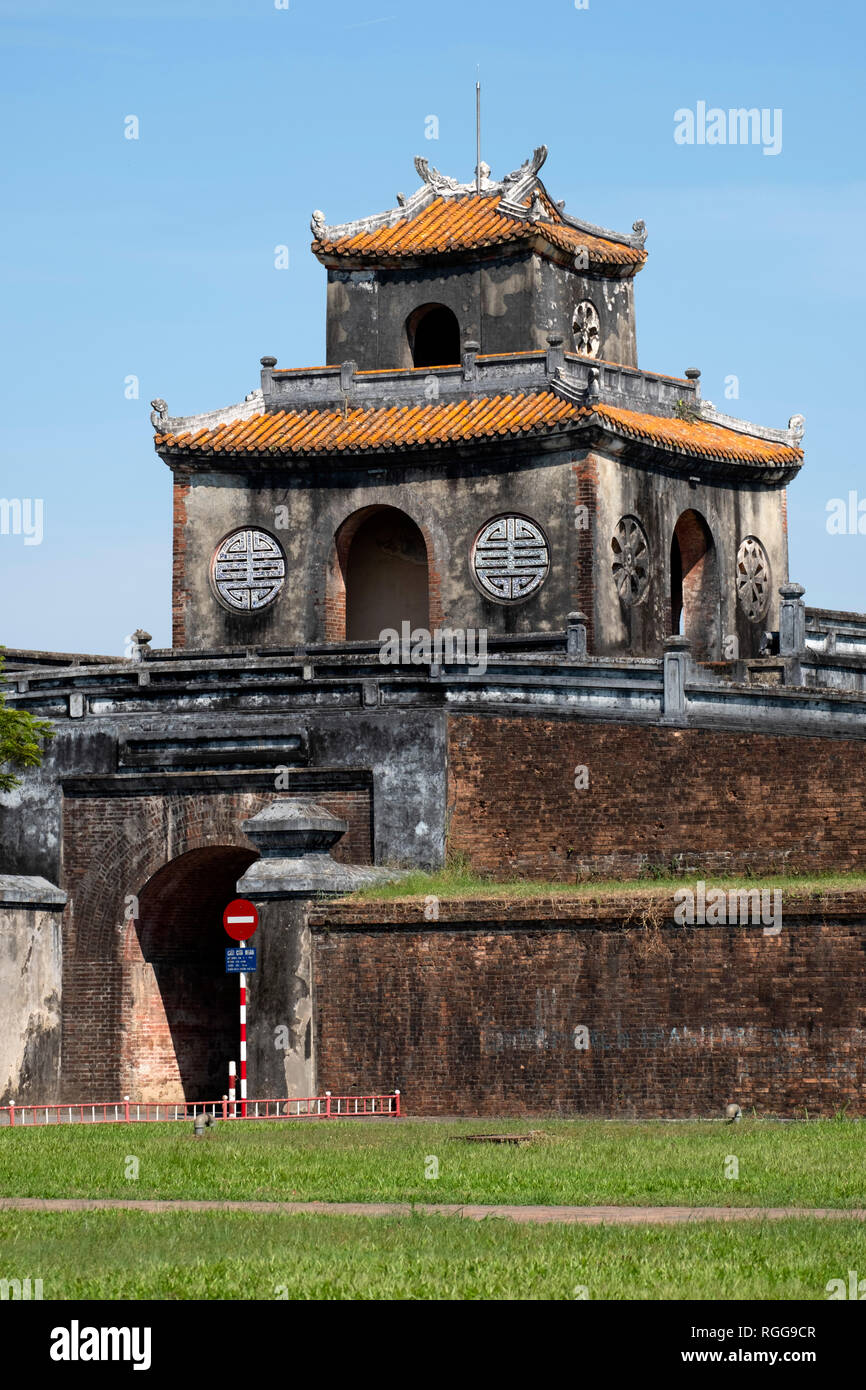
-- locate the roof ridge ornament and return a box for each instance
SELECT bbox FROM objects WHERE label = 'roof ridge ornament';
[498,146,549,216]
[413,157,463,193]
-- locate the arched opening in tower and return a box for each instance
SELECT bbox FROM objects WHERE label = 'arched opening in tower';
[343,506,429,641]
[406,303,461,368]
[670,509,720,661]
[127,845,259,1102]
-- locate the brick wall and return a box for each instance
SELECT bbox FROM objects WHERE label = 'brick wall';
[571,455,597,649]
[311,895,866,1116]
[447,713,866,878]
[172,473,191,649]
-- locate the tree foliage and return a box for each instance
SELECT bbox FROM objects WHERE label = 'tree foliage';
[0,650,54,792]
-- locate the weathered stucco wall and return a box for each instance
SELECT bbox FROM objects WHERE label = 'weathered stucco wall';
[173,449,587,649]
[585,451,788,662]
[325,252,637,369]
[0,879,65,1104]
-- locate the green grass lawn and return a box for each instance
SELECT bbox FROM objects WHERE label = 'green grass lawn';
[0,1117,862,1207]
[1,1209,863,1299]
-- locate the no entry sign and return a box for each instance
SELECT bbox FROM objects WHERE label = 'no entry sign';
[223,898,259,941]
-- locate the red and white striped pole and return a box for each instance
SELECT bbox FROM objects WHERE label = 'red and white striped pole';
[239,947,248,1119]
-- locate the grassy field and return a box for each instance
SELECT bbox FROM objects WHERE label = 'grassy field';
[0,1117,862,1207]
[2,1209,864,1300]
[349,863,866,901]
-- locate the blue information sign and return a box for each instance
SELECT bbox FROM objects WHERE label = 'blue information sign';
[225,947,257,973]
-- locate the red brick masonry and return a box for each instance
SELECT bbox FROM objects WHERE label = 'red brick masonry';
[447,714,866,878]
[310,892,866,1117]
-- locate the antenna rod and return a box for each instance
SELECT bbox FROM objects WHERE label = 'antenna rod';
[476,80,481,193]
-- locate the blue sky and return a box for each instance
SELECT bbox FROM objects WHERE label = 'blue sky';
[1,0,863,653]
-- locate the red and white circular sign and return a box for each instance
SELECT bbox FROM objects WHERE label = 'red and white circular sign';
[223,898,259,941]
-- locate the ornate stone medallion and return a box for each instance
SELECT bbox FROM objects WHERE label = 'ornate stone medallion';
[211,528,286,612]
[471,515,550,602]
[573,300,600,358]
[736,536,772,622]
[611,516,651,605]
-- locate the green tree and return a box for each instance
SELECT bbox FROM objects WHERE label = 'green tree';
[0,650,54,791]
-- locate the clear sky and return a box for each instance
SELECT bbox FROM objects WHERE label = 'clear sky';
[1,0,863,653]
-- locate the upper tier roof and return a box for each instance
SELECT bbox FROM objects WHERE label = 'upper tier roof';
[311,147,648,275]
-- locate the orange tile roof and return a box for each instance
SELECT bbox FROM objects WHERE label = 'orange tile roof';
[592,404,803,467]
[155,390,801,471]
[313,192,646,272]
[157,392,579,456]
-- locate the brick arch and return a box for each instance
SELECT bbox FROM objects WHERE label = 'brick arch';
[670,509,720,661]
[121,844,259,1102]
[63,791,268,965]
[325,504,442,641]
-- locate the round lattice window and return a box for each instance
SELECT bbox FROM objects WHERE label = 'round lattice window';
[611,516,651,605]
[573,300,600,358]
[736,536,772,622]
[471,515,550,603]
[211,528,286,612]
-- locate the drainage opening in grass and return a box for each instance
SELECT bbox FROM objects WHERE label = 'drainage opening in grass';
[457,1131,547,1145]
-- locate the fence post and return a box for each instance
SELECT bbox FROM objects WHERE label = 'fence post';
[395,1089,401,1118]
[222,1094,228,1121]
[325,1090,332,1118]
[123,1096,130,1123]
[8,1102,14,1128]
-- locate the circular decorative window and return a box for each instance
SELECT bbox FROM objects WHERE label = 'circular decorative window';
[471,514,550,603]
[611,516,651,605]
[210,528,286,612]
[736,536,772,622]
[573,300,600,358]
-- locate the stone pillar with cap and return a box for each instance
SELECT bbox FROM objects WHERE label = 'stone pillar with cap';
[778,583,806,658]
[234,798,405,1100]
[566,611,588,658]
[778,582,806,685]
[462,340,480,382]
[546,333,565,375]
[661,635,692,722]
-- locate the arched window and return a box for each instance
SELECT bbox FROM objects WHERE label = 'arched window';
[337,506,430,641]
[406,303,461,368]
[670,510,720,661]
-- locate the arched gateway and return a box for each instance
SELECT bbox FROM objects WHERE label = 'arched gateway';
[125,846,258,1102]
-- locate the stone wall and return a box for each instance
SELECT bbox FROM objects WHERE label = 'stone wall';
[447,712,866,878]
[310,893,866,1117]
[0,878,65,1105]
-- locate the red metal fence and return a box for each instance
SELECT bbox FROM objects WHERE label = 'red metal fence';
[0,1091,401,1127]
